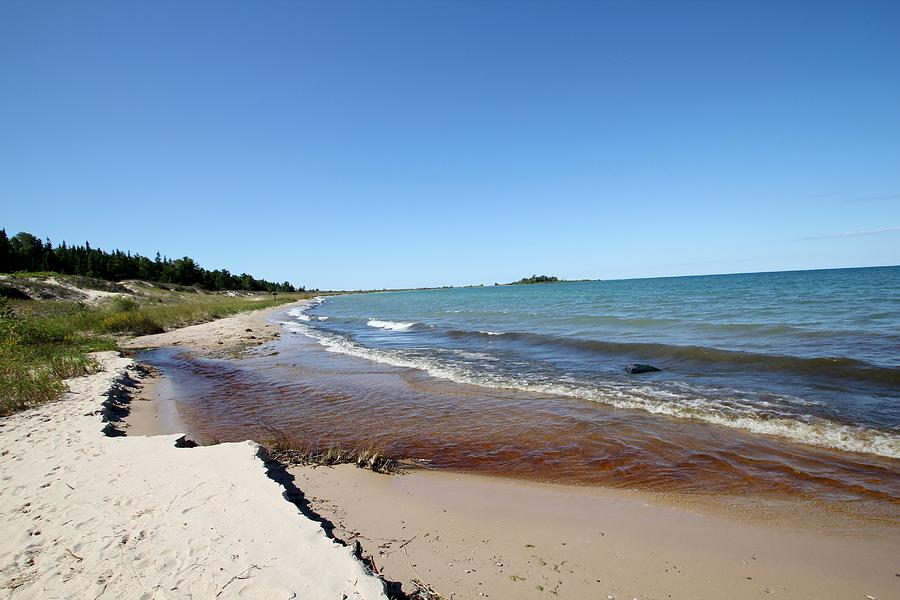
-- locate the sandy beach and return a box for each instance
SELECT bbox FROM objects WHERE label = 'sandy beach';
[7,2,900,598]
[4,301,894,599]
[119,301,292,359]
[114,302,900,600]
[0,348,387,599]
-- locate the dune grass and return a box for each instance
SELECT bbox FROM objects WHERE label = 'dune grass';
[0,299,112,415]
[0,290,313,416]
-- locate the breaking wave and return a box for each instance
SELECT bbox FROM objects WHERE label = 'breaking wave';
[367,319,415,331]
[281,317,900,460]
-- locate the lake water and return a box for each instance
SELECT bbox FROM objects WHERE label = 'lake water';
[140,267,900,507]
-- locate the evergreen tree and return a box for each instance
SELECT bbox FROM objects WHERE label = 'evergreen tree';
[0,228,302,292]
[10,232,43,271]
[0,229,11,272]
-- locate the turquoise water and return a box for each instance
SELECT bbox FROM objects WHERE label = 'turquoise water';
[289,266,899,458]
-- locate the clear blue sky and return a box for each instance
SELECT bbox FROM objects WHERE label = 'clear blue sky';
[2,1,898,290]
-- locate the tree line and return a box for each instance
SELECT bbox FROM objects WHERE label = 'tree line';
[510,275,559,285]
[0,229,302,292]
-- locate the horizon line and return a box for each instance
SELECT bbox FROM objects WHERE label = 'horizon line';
[331,263,900,292]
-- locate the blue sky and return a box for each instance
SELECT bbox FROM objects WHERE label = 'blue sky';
[1,1,898,290]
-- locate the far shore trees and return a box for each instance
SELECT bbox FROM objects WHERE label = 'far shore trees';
[511,275,560,285]
[0,228,301,293]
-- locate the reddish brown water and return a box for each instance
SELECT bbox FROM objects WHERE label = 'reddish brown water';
[138,335,900,510]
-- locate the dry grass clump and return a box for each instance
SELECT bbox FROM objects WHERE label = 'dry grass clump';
[257,424,403,474]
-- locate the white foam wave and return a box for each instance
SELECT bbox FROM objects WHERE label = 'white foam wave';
[479,331,504,336]
[367,319,414,331]
[451,349,500,362]
[288,300,327,322]
[280,320,900,459]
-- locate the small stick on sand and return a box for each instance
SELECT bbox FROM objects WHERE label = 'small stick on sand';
[215,564,262,597]
[66,548,84,561]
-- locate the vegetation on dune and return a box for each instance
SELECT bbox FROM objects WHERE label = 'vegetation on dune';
[1,273,131,299]
[0,290,313,416]
[0,228,302,292]
[0,298,115,415]
[0,228,320,414]
[94,292,313,333]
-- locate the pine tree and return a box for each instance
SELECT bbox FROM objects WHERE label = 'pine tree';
[0,229,11,272]
[0,228,302,291]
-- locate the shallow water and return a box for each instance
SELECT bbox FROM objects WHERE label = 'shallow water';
[138,267,900,508]
[296,267,900,458]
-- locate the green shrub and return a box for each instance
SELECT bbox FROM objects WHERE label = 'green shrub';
[110,295,139,312]
[99,312,164,335]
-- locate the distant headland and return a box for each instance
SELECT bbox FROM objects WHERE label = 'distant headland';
[507,275,560,285]
[497,275,593,286]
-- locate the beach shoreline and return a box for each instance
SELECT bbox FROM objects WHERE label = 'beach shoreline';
[119,298,309,358]
[120,302,899,599]
[120,300,314,437]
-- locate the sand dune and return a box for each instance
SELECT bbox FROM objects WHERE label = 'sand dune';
[0,351,387,599]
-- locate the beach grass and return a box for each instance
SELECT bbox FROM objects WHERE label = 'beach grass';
[257,424,403,474]
[0,290,314,416]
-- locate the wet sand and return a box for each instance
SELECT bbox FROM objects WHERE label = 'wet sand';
[124,373,188,437]
[294,463,899,600]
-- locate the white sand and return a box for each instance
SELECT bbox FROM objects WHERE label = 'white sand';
[45,277,121,304]
[0,352,387,599]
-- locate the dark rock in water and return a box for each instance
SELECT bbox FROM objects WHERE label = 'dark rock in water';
[625,363,661,374]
